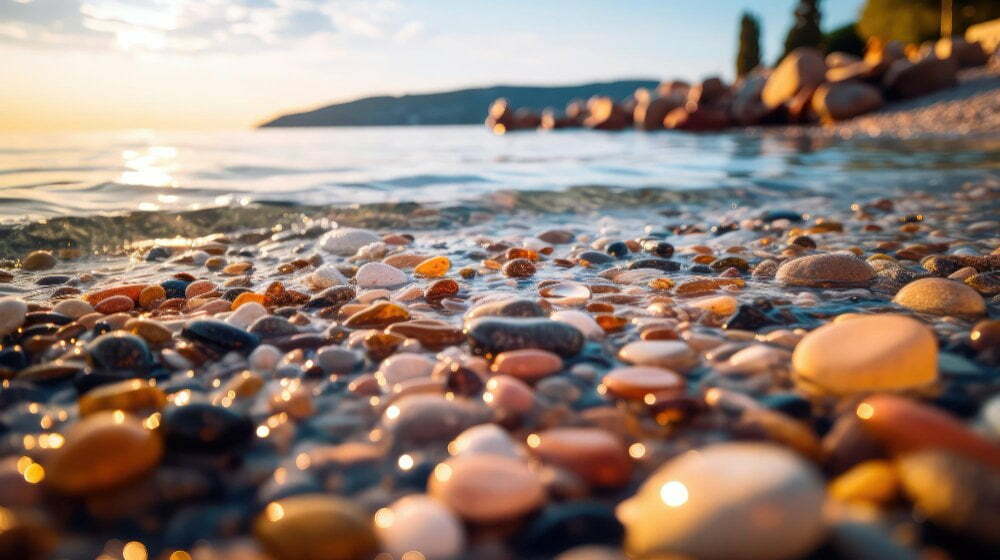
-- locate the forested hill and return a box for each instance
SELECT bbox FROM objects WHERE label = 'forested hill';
[257,79,657,127]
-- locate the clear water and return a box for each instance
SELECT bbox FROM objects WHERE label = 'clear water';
[2,126,998,221]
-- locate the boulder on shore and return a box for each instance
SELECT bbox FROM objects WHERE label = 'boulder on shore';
[811,81,884,123]
[730,71,771,126]
[632,88,685,131]
[761,47,827,110]
[584,96,630,130]
[882,57,959,100]
[663,106,730,131]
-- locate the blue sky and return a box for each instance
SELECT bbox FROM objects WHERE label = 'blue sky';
[0,0,867,130]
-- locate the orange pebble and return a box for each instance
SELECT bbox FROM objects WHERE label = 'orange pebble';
[231,292,267,310]
[138,285,167,308]
[185,280,216,299]
[83,284,146,305]
[94,295,135,314]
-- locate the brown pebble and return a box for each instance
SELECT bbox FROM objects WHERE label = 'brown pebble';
[502,258,537,278]
[528,428,632,487]
[94,295,134,314]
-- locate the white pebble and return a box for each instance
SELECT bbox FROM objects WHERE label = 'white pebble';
[0,297,27,337]
[249,344,282,372]
[227,302,267,330]
[52,298,94,319]
[355,262,407,289]
[320,228,380,256]
[304,264,346,290]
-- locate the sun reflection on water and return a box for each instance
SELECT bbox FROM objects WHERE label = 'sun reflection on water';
[119,146,178,187]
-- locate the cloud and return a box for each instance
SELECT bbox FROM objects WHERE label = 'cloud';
[0,0,392,52]
[393,19,423,43]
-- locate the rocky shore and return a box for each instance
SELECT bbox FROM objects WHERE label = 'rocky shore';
[0,174,997,559]
[488,36,999,141]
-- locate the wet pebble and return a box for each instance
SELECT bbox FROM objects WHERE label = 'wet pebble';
[618,340,698,373]
[86,332,155,372]
[0,297,28,337]
[375,494,466,560]
[22,251,57,271]
[467,317,584,358]
[492,349,563,382]
[776,253,875,288]
[320,227,380,256]
[528,428,632,488]
[893,277,986,315]
[181,319,260,353]
[355,262,407,288]
[163,403,254,454]
[429,454,546,523]
[254,494,379,560]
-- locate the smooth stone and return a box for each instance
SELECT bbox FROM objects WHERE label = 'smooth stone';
[375,494,465,560]
[355,262,407,288]
[181,319,260,353]
[78,378,167,416]
[970,319,1000,351]
[892,277,985,315]
[776,254,875,288]
[483,374,536,416]
[855,394,1000,470]
[44,411,163,495]
[86,332,155,372]
[414,255,452,278]
[429,454,546,523]
[305,285,356,310]
[465,298,548,320]
[828,460,898,505]
[343,301,410,328]
[792,314,937,395]
[627,258,680,272]
[254,494,379,560]
[385,320,465,351]
[601,366,684,400]
[528,428,632,488]
[577,251,616,265]
[516,502,624,558]
[382,394,487,446]
[52,299,94,319]
[249,344,282,372]
[492,349,563,382]
[617,442,826,560]
[248,315,300,339]
[449,423,522,458]
[304,264,347,290]
[551,310,605,340]
[316,346,362,374]
[376,352,435,390]
[0,297,28,337]
[227,302,268,330]
[617,341,698,373]
[163,403,254,454]
[126,318,173,344]
[319,228,380,256]
[690,295,738,316]
[22,250,57,271]
[897,450,1000,547]
[466,318,584,358]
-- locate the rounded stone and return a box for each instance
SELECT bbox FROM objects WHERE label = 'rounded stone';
[601,366,684,400]
[551,310,604,340]
[528,428,633,488]
[0,297,28,337]
[465,298,548,320]
[254,494,379,560]
[492,349,563,382]
[181,319,260,353]
[414,255,452,278]
[617,341,698,373]
[375,494,465,560]
[78,378,167,416]
[304,264,347,290]
[320,228,380,256]
[776,253,875,288]
[449,423,522,458]
[376,352,435,390]
[970,319,1000,351]
[429,454,546,523]
[466,318,584,358]
[383,394,486,446]
[44,411,163,495]
[892,277,985,315]
[52,299,94,319]
[316,346,362,374]
[616,442,826,560]
[86,332,155,372]
[484,375,536,416]
[227,302,268,330]
[163,403,255,454]
[355,262,407,288]
[22,251,57,271]
[792,314,938,395]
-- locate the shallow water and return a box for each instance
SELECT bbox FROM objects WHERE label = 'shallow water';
[2,126,998,221]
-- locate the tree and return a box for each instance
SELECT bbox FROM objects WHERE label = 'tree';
[857,0,1000,44]
[825,22,865,56]
[736,12,762,77]
[780,0,824,61]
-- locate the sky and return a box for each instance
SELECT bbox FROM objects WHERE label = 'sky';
[0,0,866,131]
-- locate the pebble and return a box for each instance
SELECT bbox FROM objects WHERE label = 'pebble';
[855,394,1000,470]
[376,352,435,389]
[792,314,938,394]
[227,301,268,330]
[467,317,585,358]
[414,255,451,277]
[343,301,411,328]
[375,494,466,560]
[22,251,57,271]
[528,428,633,487]
[551,310,605,339]
[305,264,347,289]
[601,366,684,400]
[386,320,465,350]
[429,454,546,523]
[51,298,94,319]
[892,277,986,315]
[163,403,254,454]
[484,374,536,417]
[449,423,522,458]
[249,344,282,371]
[827,460,898,505]
[86,332,155,372]
[970,319,1000,351]
[355,262,407,288]
[126,318,173,344]
[492,349,563,382]
[382,394,486,445]
[78,378,167,416]
[466,298,548,319]
[776,253,875,288]
[44,411,163,494]
[516,502,624,557]
[617,340,698,373]
[181,319,260,353]
[94,294,134,314]
[316,345,362,374]
[690,295,738,315]
[616,442,826,560]
[319,227,380,256]
[503,258,537,278]
[0,297,28,337]
[254,494,379,560]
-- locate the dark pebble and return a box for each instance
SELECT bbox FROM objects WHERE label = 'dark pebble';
[627,258,681,272]
[181,319,260,353]
[577,251,615,265]
[723,304,777,331]
[467,318,584,358]
[0,345,29,373]
[161,280,191,299]
[761,210,804,223]
[710,223,739,235]
[86,332,155,372]
[640,240,674,258]
[163,403,254,454]
[304,285,356,310]
[515,501,624,557]
[605,241,629,258]
[146,246,172,261]
[248,316,299,339]
[35,275,71,286]
[22,312,73,328]
[760,392,812,419]
[222,287,252,302]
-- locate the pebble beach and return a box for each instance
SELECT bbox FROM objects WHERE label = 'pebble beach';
[0,155,998,559]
